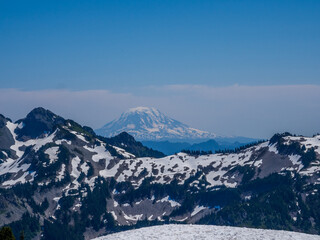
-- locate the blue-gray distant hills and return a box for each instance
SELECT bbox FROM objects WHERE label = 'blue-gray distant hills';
[95,107,259,154]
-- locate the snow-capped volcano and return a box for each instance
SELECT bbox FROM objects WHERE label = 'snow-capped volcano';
[95,107,216,141]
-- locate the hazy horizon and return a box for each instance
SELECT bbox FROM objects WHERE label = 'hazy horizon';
[1,1,319,139]
[1,84,319,139]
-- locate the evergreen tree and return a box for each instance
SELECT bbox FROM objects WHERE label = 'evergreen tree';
[19,231,24,240]
[0,226,16,240]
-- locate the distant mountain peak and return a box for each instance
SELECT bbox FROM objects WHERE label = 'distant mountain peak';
[123,107,165,118]
[126,106,158,113]
[24,107,63,122]
[95,107,216,141]
[15,107,65,140]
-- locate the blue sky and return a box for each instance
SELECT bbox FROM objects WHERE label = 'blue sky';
[1,0,319,90]
[0,1,319,138]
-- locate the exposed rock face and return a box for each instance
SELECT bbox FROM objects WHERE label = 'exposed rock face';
[0,114,15,154]
[15,107,65,140]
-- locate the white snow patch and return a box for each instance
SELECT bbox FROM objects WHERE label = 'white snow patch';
[112,146,135,158]
[56,164,66,181]
[135,200,142,205]
[110,211,118,220]
[157,196,181,207]
[45,147,59,164]
[254,159,263,167]
[268,144,279,154]
[83,144,113,163]
[300,166,320,176]
[69,130,89,143]
[191,205,207,217]
[2,171,33,186]
[123,213,143,221]
[80,162,89,175]
[71,156,81,179]
[55,139,72,145]
[175,217,188,222]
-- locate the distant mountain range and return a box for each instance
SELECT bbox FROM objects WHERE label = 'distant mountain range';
[1,107,320,239]
[141,138,263,155]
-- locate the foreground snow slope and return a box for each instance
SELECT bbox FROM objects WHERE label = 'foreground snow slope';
[93,224,320,240]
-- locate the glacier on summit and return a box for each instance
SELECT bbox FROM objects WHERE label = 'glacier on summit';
[95,107,216,141]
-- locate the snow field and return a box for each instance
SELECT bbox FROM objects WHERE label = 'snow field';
[92,224,320,240]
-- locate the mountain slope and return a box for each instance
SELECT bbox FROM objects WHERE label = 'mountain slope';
[93,224,320,240]
[95,107,216,141]
[1,108,320,239]
[0,107,162,189]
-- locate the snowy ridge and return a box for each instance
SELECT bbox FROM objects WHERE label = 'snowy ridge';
[0,118,134,188]
[1,112,320,201]
[1,108,320,239]
[95,107,216,140]
[1,115,320,195]
[93,224,320,240]
[88,137,320,189]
